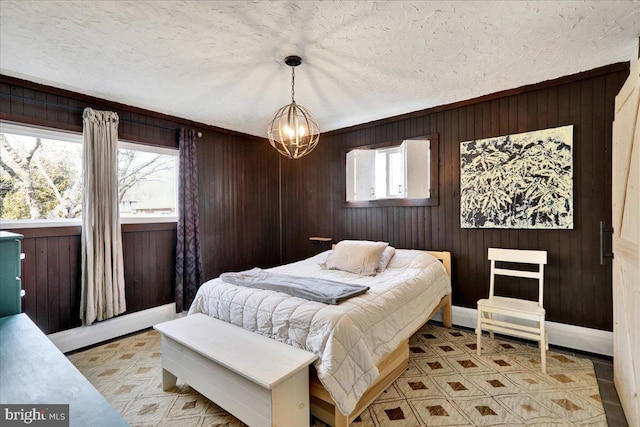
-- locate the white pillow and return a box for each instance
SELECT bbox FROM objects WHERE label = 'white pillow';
[376,246,396,273]
[324,240,389,276]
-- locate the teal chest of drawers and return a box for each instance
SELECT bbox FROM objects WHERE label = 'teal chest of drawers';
[0,231,23,317]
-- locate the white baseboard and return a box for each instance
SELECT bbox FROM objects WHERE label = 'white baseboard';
[48,303,178,353]
[47,303,612,356]
[430,305,613,357]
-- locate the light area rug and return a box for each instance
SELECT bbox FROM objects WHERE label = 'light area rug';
[67,323,607,426]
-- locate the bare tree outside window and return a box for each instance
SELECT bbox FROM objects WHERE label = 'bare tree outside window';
[0,133,82,220]
[118,147,177,217]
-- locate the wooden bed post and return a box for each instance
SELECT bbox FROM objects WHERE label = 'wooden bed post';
[333,413,349,427]
[442,294,452,328]
[426,250,453,329]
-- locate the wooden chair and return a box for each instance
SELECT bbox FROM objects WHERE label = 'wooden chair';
[476,248,549,373]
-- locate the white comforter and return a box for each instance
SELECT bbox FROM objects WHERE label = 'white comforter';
[188,249,450,415]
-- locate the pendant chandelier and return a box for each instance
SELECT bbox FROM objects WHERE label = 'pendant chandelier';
[267,55,320,159]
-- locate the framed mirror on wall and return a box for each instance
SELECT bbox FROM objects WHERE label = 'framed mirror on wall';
[343,134,439,207]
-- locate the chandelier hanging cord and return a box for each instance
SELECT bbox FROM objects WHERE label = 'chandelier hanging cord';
[291,66,295,103]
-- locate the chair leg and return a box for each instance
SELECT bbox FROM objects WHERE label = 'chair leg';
[476,309,482,356]
[540,320,547,374]
[482,311,494,339]
[545,330,549,351]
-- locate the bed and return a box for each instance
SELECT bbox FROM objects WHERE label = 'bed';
[188,246,452,427]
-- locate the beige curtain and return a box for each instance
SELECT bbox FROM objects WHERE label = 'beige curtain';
[80,107,126,325]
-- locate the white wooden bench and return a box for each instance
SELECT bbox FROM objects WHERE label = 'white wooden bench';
[154,313,317,427]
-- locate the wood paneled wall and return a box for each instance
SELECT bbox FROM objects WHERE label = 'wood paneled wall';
[196,132,280,281]
[2,62,627,333]
[280,63,629,331]
[1,75,280,334]
[16,224,176,333]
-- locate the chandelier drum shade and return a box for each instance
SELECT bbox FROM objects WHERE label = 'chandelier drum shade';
[267,56,320,159]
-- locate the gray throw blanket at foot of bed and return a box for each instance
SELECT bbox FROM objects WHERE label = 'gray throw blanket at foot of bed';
[220,268,369,305]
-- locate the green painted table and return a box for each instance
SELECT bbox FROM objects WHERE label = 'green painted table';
[0,314,129,426]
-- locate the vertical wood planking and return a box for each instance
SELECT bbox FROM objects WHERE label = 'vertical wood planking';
[46,237,64,332]
[591,76,607,329]
[1,65,627,333]
[123,232,136,315]
[57,236,71,331]
[443,109,454,254]
[489,99,502,287]
[536,88,551,312]
[526,91,539,255]
[556,82,572,323]
[466,105,477,301]
[10,85,24,117]
[450,108,461,293]
[0,82,11,112]
[35,238,48,332]
[133,232,143,314]
[457,106,470,302]
[546,85,562,319]
[436,111,446,250]
[69,235,81,329]
[580,77,595,328]
[2,75,272,333]
[281,65,628,330]
[568,80,583,326]
[140,231,151,309]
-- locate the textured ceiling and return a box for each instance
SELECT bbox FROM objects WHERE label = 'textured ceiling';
[1,1,639,138]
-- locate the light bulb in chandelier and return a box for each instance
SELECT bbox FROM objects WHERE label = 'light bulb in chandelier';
[267,56,320,159]
[283,124,306,139]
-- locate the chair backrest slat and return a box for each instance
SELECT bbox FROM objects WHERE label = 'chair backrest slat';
[488,247,547,264]
[493,268,542,280]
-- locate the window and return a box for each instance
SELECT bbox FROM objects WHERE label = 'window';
[118,142,178,220]
[345,135,439,207]
[1,123,83,223]
[374,145,406,199]
[0,122,178,227]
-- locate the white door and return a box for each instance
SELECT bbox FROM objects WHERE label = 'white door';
[613,58,640,427]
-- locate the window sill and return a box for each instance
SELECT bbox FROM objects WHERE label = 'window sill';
[344,197,439,208]
[1,219,82,229]
[1,217,177,229]
[1,219,177,238]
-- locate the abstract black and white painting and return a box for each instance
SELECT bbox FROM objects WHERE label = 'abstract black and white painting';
[460,125,573,229]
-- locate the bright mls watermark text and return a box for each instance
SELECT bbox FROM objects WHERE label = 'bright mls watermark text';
[1,405,69,426]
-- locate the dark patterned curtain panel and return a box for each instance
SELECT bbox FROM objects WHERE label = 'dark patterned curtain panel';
[175,128,204,312]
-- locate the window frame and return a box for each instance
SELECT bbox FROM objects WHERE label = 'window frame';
[343,134,439,208]
[0,121,179,228]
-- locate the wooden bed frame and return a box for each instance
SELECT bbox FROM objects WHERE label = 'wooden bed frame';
[309,250,452,427]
